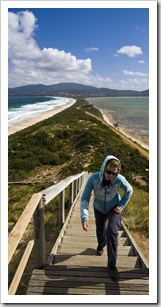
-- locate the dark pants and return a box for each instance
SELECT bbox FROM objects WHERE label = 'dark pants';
[94,208,122,268]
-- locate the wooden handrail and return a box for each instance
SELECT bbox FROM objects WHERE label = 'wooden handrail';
[8,172,87,295]
[8,193,42,264]
[41,171,85,205]
[8,231,35,295]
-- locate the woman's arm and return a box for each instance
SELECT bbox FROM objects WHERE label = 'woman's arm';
[118,176,133,209]
[80,174,94,222]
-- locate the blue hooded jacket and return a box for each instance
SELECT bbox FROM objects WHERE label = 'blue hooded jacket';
[80,155,133,222]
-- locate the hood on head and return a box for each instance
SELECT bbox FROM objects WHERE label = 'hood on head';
[99,155,121,182]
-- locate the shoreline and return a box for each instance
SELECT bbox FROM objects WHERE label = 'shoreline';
[86,97,149,151]
[100,109,149,151]
[8,98,76,135]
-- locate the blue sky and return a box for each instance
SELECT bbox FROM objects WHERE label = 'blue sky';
[8,6,150,91]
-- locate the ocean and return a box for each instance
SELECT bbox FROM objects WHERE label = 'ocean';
[87,97,149,149]
[8,96,70,126]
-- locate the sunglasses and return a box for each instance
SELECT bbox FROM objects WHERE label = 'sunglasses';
[105,169,118,176]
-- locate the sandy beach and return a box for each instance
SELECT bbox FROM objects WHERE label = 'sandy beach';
[8,98,76,135]
[100,109,149,151]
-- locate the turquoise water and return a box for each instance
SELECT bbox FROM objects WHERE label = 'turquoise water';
[87,97,149,147]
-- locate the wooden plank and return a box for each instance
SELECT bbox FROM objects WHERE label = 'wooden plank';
[41,172,86,205]
[61,236,129,246]
[8,232,35,295]
[62,235,97,244]
[64,228,126,237]
[53,254,141,268]
[59,190,65,229]
[27,285,148,295]
[28,273,149,285]
[42,265,148,272]
[69,182,74,207]
[27,267,149,295]
[34,197,46,269]
[31,267,149,278]
[28,281,148,292]
[8,193,42,264]
[58,244,133,256]
[28,282,149,292]
[27,265,149,296]
[27,284,148,292]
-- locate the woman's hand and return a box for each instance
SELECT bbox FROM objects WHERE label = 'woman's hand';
[82,221,89,231]
[113,206,122,214]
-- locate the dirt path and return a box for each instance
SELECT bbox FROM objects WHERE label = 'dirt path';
[86,112,149,159]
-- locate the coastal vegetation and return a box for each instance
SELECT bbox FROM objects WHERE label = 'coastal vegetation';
[8,99,149,293]
[8,99,149,228]
[9,100,148,179]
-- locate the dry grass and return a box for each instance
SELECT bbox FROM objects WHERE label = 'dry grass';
[131,230,149,261]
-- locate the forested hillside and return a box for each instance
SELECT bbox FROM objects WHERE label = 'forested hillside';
[8,82,149,97]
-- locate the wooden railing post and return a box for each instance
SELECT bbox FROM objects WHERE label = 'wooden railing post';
[77,178,79,194]
[79,176,81,191]
[59,190,65,230]
[69,182,74,208]
[76,178,78,194]
[81,175,84,187]
[34,197,45,269]
[78,177,81,190]
[78,178,80,192]
[74,180,77,199]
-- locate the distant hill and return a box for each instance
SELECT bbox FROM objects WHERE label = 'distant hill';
[8,83,149,97]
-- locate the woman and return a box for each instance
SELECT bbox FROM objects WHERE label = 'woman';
[80,155,133,280]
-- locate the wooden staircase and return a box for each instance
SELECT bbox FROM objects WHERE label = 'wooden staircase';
[27,178,149,295]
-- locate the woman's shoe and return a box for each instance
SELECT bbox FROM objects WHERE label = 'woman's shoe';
[107,266,119,280]
[96,247,104,256]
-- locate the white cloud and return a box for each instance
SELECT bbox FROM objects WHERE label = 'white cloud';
[8,10,38,39]
[84,74,112,88]
[118,77,148,91]
[8,11,92,87]
[117,45,143,58]
[84,47,99,52]
[123,70,148,77]
[8,11,40,60]
[138,60,145,64]
[8,11,148,91]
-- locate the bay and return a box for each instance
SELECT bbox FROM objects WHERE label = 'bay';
[87,97,149,149]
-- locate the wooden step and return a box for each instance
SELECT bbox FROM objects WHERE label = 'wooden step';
[27,267,148,295]
[58,244,134,256]
[53,254,141,268]
[61,235,129,246]
[64,228,126,237]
